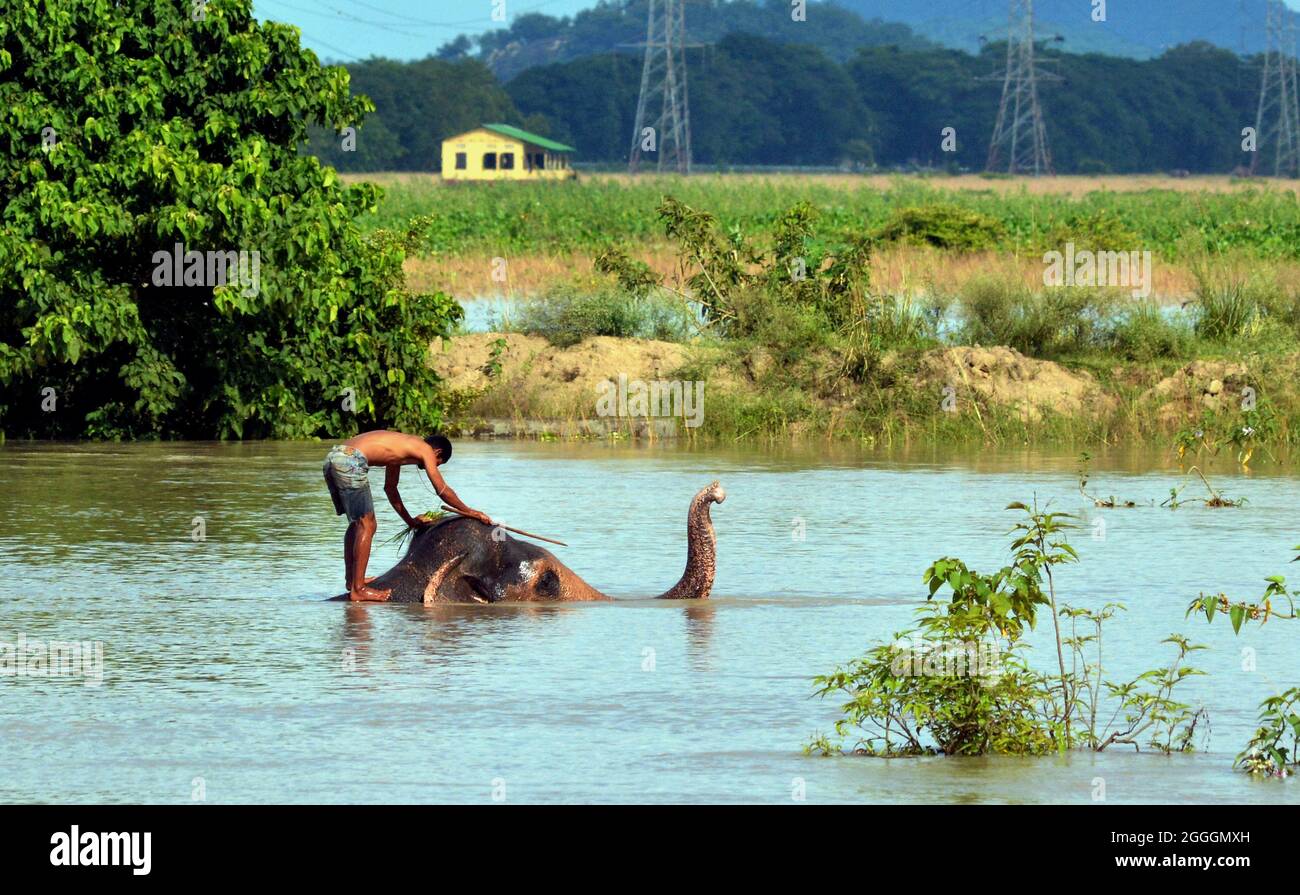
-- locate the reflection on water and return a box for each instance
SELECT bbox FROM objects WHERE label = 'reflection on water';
[0,440,1297,803]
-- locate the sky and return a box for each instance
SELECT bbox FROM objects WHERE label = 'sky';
[251,0,598,63]
[251,0,1300,64]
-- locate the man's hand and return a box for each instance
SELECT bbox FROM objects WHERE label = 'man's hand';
[408,513,436,529]
[466,509,493,526]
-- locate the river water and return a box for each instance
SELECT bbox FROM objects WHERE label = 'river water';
[1,440,1297,803]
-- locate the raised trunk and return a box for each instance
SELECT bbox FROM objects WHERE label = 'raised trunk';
[656,481,725,600]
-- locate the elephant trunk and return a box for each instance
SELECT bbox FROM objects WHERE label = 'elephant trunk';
[656,481,726,600]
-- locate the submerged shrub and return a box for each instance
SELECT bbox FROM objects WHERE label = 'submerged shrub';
[810,502,1208,757]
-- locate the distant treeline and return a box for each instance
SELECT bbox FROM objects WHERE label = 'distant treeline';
[309,35,1270,175]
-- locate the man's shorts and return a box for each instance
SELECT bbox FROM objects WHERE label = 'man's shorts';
[323,445,375,522]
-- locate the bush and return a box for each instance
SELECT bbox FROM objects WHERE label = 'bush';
[874,204,1005,251]
[0,0,461,439]
[1192,266,1300,346]
[956,278,1113,358]
[810,502,1208,757]
[1109,302,1197,361]
[514,286,697,347]
[1041,208,1140,254]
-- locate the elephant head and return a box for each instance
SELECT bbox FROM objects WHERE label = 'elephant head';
[353,481,726,604]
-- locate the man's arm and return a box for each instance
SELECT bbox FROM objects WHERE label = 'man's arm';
[383,466,421,528]
[422,447,492,526]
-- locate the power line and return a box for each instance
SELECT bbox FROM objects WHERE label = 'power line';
[296,30,364,62]
[1252,0,1300,177]
[983,0,1056,175]
[628,0,695,174]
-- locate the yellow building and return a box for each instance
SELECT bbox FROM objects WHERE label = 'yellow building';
[440,124,576,181]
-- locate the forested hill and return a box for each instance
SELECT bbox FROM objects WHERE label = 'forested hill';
[448,0,934,82]
[442,0,1300,79]
[309,35,1268,175]
[836,0,1300,59]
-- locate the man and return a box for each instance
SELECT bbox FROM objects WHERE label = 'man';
[323,431,492,602]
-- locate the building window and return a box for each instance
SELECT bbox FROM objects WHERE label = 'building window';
[482,152,497,170]
[454,152,467,170]
[500,152,514,170]
[531,153,545,170]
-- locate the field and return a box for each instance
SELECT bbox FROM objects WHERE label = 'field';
[344,172,1300,301]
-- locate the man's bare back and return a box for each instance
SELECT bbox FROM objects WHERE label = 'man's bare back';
[323,431,491,602]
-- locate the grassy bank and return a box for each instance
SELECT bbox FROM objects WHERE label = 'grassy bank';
[424,187,1300,453]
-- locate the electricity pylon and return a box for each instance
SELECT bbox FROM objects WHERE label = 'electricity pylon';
[985,0,1055,176]
[1251,0,1300,177]
[627,0,693,174]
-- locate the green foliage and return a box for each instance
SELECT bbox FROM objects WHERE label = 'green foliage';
[875,204,1005,251]
[810,501,1206,757]
[0,0,462,438]
[359,177,1300,264]
[1109,302,1196,361]
[1187,548,1300,776]
[956,278,1115,358]
[1236,689,1300,777]
[513,283,696,347]
[1191,265,1300,345]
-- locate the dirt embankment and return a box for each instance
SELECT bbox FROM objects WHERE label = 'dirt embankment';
[432,333,695,436]
[905,346,1115,422]
[432,332,1273,438]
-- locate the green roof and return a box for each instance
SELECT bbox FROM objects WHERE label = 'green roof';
[481,123,575,153]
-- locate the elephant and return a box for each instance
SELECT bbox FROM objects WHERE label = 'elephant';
[334,481,726,603]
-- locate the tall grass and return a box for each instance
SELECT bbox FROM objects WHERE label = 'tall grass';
[1191,264,1300,346]
[953,278,1213,361]
[956,278,1117,357]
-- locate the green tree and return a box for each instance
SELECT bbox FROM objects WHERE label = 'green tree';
[0,0,461,439]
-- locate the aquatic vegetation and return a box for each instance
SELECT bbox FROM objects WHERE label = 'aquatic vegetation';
[1187,556,1300,777]
[381,510,452,553]
[1061,607,1209,753]
[439,192,1300,450]
[1077,452,1137,508]
[1160,466,1245,509]
[1236,689,1300,778]
[809,502,1206,758]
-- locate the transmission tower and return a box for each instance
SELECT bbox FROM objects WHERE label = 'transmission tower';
[627,0,693,174]
[1251,0,1300,177]
[985,0,1056,176]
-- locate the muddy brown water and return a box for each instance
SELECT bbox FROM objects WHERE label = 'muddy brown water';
[0,440,1296,803]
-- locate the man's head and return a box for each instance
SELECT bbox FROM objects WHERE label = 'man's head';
[424,434,453,467]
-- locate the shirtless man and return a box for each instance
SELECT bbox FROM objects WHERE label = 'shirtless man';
[323,431,491,601]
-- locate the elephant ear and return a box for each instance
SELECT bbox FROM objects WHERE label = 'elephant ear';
[421,552,467,605]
